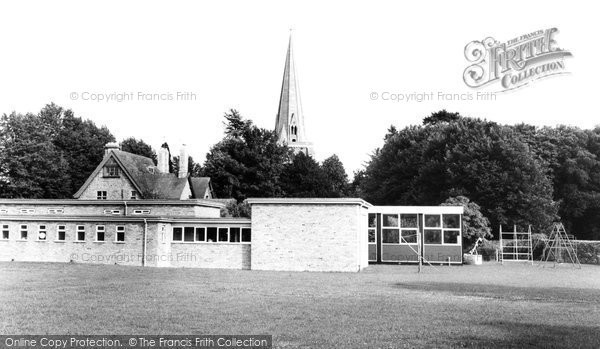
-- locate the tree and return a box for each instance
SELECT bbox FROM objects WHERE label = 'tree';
[0,103,114,198]
[201,110,291,201]
[422,109,461,126]
[172,155,201,177]
[120,137,157,164]
[280,152,330,197]
[360,115,557,236]
[442,196,492,241]
[321,154,349,197]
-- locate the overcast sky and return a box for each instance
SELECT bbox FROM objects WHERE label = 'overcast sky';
[1,1,597,175]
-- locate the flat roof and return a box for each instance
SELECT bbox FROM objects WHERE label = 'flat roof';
[0,215,250,224]
[0,199,225,209]
[369,206,464,214]
[247,198,372,208]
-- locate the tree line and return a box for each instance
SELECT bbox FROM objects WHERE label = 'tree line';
[357,110,600,240]
[2,105,599,240]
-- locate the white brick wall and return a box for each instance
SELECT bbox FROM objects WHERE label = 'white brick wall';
[250,202,369,272]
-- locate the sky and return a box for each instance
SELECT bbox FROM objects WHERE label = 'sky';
[0,1,598,175]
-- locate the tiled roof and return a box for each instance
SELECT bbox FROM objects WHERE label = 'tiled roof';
[74,150,212,200]
[189,177,213,199]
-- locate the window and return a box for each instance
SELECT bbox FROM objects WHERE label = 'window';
[56,226,66,241]
[207,227,217,242]
[104,209,121,215]
[130,191,139,200]
[382,214,399,227]
[38,225,47,241]
[382,214,399,244]
[132,209,150,215]
[442,214,461,245]
[424,229,442,244]
[20,225,28,240]
[48,208,64,214]
[116,226,125,242]
[76,226,85,241]
[241,228,251,242]
[172,226,250,243]
[96,226,105,242]
[218,228,228,242]
[368,230,376,243]
[172,227,183,241]
[424,214,441,228]
[0,209,8,214]
[443,214,460,229]
[97,191,107,200]
[195,227,206,242]
[400,229,418,244]
[368,213,377,243]
[382,229,399,243]
[20,208,35,214]
[103,161,120,177]
[443,230,460,244]
[229,228,240,243]
[2,225,9,240]
[184,227,195,242]
[399,214,418,244]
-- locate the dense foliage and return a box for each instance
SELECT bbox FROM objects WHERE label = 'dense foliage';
[359,111,600,240]
[0,103,114,198]
[201,110,350,201]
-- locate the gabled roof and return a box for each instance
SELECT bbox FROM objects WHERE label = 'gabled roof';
[74,150,195,200]
[189,177,213,199]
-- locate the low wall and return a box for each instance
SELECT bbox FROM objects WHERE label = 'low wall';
[169,243,251,269]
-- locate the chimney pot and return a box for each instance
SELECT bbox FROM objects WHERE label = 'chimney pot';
[178,144,188,178]
[104,142,120,157]
[157,144,170,174]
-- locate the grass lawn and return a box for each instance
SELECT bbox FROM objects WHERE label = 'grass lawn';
[1,261,599,348]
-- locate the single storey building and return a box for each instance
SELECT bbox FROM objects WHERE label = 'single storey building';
[0,144,463,272]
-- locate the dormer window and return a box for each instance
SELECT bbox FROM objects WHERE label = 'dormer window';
[103,159,120,177]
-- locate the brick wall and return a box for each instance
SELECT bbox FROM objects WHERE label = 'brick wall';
[0,221,146,266]
[169,243,251,269]
[250,202,369,272]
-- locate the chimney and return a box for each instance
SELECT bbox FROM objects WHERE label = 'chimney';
[178,144,188,178]
[104,142,120,158]
[157,144,170,174]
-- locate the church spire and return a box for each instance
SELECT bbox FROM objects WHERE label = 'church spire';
[274,31,314,156]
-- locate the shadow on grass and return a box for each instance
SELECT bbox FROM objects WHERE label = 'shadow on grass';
[465,321,600,348]
[395,282,600,304]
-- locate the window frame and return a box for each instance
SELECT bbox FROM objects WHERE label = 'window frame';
[103,164,120,178]
[1,224,9,240]
[171,226,251,244]
[55,225,66,242]
[115,226,125,243]
[423,214,461,246]
[19,224,28,240]
[399,214,419,245]
[37,225,48,241]
[95,225,105,242]
[381,214,400,245]
[75,225,86,242]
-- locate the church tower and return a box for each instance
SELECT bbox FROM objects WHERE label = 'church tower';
[274,32,314,156]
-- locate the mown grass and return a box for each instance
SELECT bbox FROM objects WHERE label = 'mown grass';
[1,262,599,348]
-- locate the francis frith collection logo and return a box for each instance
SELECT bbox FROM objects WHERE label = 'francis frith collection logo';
[463,28,572,91]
